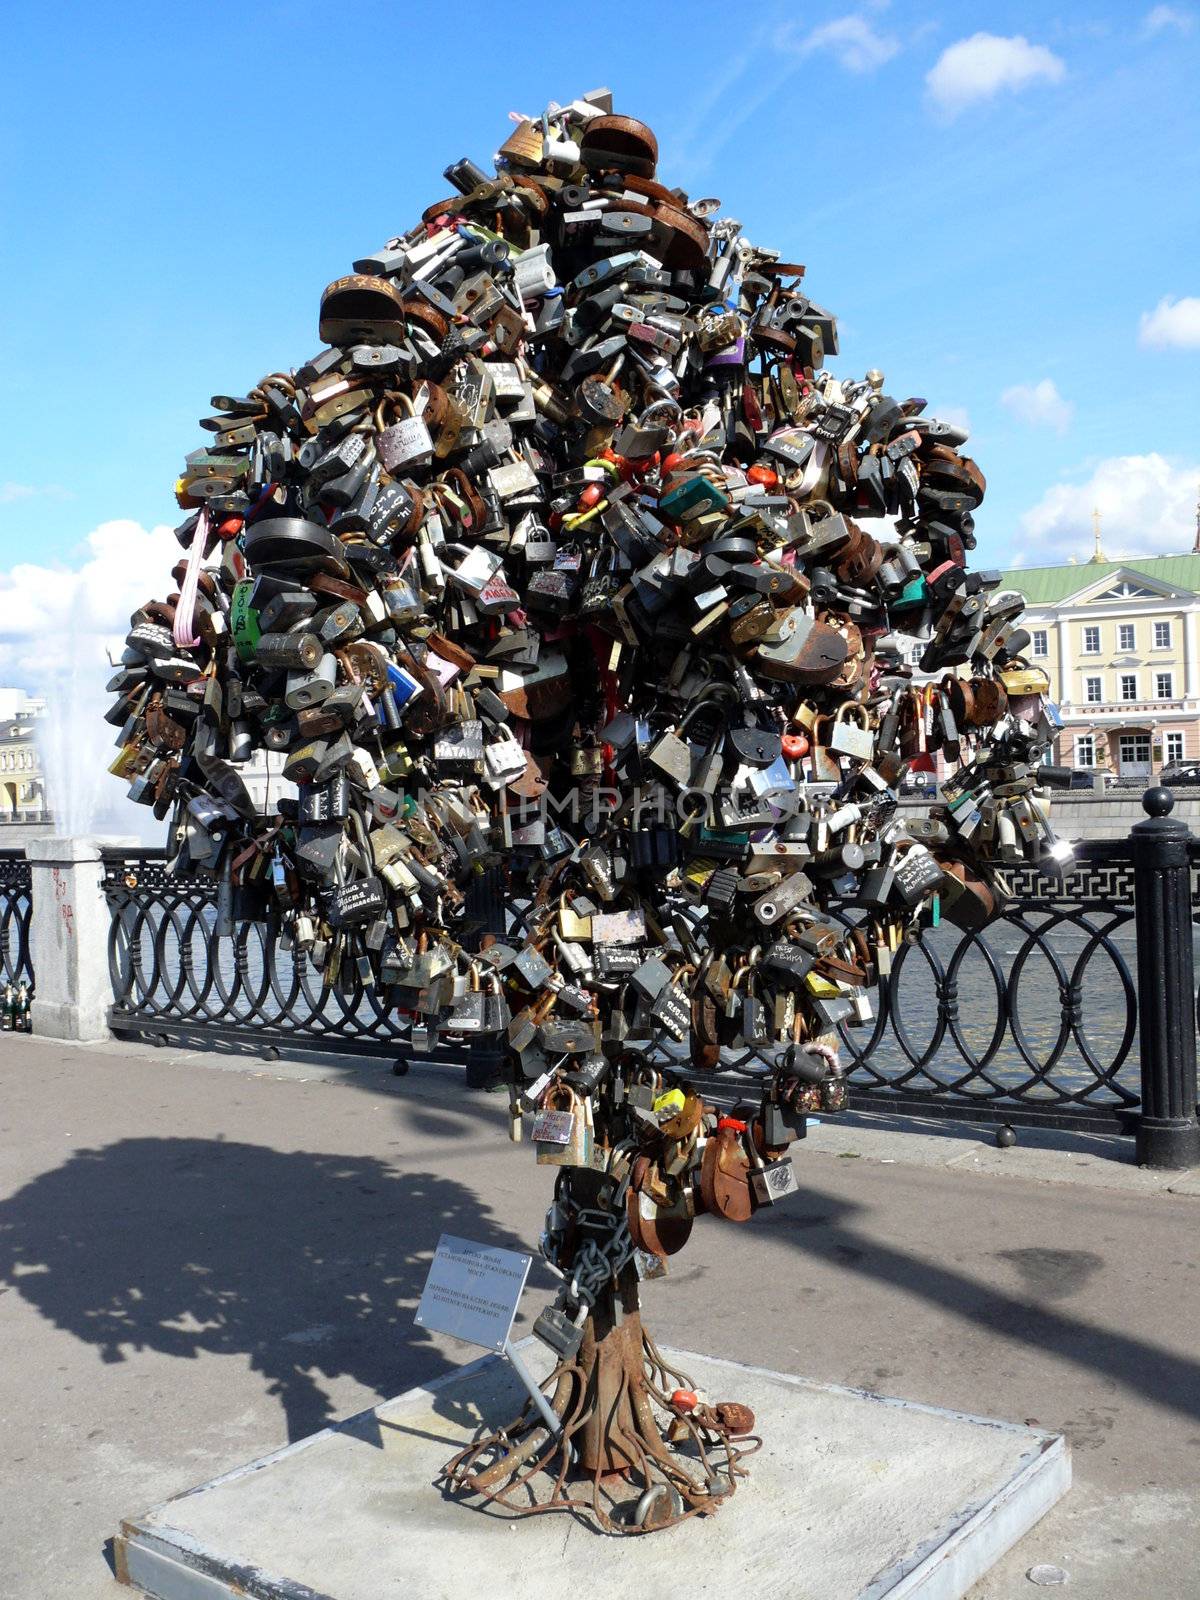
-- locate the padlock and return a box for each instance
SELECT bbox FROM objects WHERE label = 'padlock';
[646,693,726,788]
[534,1084,593,1167]
[375,392,434,472]
[483,723,528,787]
[444,961,487,1034]
[110,90,1067,1342]
[650,964,693,1041]
[827,703,875,761]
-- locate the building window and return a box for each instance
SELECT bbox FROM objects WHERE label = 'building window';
[1074,734,1095,767]
[1083,625,1101,654]
[1120,674,1138,701]
[1031,629,1049,657]
[1156,672,1174,698]
[1166,731,1186,764]
[1085,676,1103,703]
[1117,623,1135,652]
[1154,621,1172,649]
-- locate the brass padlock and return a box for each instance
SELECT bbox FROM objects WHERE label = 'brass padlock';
[997,657,1051,697]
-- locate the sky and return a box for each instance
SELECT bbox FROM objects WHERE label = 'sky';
[0,0,1197,701]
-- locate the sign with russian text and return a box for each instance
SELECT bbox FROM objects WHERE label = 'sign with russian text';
[414,1233,531,1353]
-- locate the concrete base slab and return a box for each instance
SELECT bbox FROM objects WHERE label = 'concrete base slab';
[113,1344,1068,1600]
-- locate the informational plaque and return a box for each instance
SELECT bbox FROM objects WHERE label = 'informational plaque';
[414,1233,532,1354]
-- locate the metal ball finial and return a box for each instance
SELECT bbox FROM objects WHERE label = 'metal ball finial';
[1143,786,1174,818]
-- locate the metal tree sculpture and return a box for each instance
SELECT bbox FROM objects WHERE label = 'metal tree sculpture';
[106,92,1065,1533]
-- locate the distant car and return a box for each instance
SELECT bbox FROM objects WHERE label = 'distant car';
[1068,769,1111,791]
[1160,763,1200,787]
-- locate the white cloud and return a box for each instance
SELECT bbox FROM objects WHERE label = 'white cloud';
[665,13,898,176]
[787,14,900,73]
[1000,378,1074,434]
[0,518,179,692]
[1015,454,1200,564]
[1138,295,1200,349]
[925,33,1066,116]
[1143,6,1194,35]
[0,482,71,506]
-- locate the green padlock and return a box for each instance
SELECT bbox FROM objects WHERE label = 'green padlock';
[229,579,261,662]
[892,575,930,610]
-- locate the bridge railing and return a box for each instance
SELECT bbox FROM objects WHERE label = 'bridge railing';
[6,791,1199,1162]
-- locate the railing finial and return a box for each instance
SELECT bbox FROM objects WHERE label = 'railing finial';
[1143,785,1175,819]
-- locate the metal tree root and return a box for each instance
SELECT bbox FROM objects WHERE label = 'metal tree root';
[440,1273,760,1535]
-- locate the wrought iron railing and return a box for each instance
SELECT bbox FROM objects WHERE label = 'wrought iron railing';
[102,848,503,1074]
[0,849,34,992]
[835,844,1149,1131]
[97,834,1194,1133]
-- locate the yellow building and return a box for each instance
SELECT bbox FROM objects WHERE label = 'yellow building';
[1000,553,1200,778]
[0,693,48,822]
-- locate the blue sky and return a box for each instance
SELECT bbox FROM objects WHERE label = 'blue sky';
[0,1,1197,694]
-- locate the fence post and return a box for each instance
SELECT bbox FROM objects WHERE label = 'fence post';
[25,837,117,1041]
[1131,788,1200,1168]
[464,864,507,1089]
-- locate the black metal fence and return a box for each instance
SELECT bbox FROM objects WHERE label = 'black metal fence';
[0,851,34,990]
[96,814,1200,1139]
[838,845,1149,1132]
[102,850,504,1080]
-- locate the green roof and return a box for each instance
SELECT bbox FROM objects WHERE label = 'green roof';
[999,553,1200,605]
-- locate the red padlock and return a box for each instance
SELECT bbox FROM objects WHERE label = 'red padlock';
[671,1389,698,1412]
[782,727,809,760]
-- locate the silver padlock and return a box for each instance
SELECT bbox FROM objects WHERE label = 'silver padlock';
[446,543,503,597]
[284,652,337,710]
[377,393,433,472]
[750,1157,800,1206]
[828,704,875,760]
[483,724,527,787]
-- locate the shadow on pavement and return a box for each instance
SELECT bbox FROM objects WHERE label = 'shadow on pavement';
[0,1136,534,1441]
[757,1189,1200,1425]
[5,1126,1196,1457]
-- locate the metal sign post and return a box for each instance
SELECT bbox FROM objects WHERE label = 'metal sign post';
[415,1234,566,1442]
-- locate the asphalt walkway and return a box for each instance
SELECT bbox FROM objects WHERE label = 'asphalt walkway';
[1,1035,1197,1598]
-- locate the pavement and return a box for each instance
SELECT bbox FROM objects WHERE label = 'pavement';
[1,1033,1198,1599]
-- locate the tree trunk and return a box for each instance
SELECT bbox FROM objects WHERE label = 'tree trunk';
[576,1268,646,1476]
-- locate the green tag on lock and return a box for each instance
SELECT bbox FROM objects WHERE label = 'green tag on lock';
[893,576,929,610]
[230,580,261,662]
